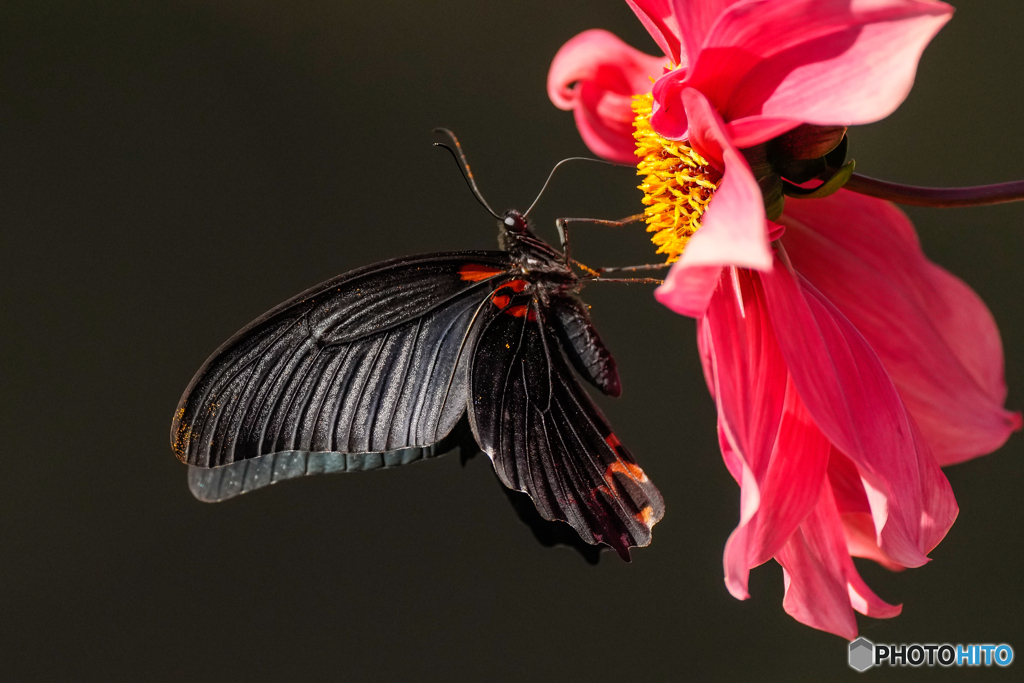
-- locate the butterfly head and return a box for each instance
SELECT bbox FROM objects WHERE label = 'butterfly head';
[498,209,573,279]
[500,209,529,234]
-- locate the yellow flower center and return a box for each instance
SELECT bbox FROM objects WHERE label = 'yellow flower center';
[633,93,720,263]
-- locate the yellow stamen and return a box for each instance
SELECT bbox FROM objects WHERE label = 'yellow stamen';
[633,93,720,263]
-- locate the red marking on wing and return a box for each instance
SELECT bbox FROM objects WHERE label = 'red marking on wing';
[458,263,505,281]
[490,280,533,314]
[605,433,622,450]
[498,279,529,293]
[504,304,532,318]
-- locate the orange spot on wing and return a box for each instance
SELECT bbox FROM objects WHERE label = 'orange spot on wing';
[604,461,649,486]
[635,506,654,527]
[505,304,531,318]
[605,433,621,450]
[459,263,505,281]
[491,294,511,309]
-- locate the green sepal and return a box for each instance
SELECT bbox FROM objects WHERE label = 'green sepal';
[782,159,856,199]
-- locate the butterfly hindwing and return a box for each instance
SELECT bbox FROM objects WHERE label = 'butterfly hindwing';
[467,280,664,559]
[548,293,621,397]
[188,417,473,502]
[172,252,512,468]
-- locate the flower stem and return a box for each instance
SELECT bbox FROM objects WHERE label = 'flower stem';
[844,173,1024,208]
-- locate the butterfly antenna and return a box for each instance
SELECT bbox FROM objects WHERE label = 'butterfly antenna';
[524,157,631,217]
[432,128,501,220]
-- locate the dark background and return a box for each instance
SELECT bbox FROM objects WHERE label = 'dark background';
[2,1,1022,680]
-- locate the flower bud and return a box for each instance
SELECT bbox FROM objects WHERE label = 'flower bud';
[770,125,848,184]
[773,124,847,160]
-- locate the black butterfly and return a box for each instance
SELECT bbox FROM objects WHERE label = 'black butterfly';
[171,132,665,559]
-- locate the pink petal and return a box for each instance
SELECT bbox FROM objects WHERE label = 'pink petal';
[668,0,744,65]
[626,0,686,66]
[726,116,802,151]
[702,268,787,477]
[702,269,830,599]
[776,481,901,640]
[747,376,831,566]
[700,268,783,598]
[655,264,722,318]
[656,92,771,317]
[650,73,801,146]
[655,90,771,319]
[688,0,952,141]
[828,448,903,571]
[826,446,871,516]
[649,67,692,140]
[840,511,905,572]
[547,29,666,163]
[723,377,833,599]
[760,251,958,568]
[781,190,1021,465]
[574,88,645,164]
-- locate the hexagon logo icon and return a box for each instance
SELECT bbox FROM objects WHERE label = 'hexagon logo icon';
[849,637,875,672]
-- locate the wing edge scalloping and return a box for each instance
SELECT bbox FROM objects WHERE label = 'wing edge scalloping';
[188,446,431,502]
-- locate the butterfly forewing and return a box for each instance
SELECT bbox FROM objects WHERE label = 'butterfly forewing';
[172,253,512,467]
[467,282,665,559]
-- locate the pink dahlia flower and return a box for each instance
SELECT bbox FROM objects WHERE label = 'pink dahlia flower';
[548,0,1021,639]
[548,0,954,314]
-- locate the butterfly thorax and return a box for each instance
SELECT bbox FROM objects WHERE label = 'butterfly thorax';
[497,210,576,297]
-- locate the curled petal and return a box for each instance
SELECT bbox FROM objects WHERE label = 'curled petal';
[841,512,904,572]
[688,0,952,141]
[574,88,643,163]
[626,0,686,66]
[776,481,901,640]
[547,29,664,110]
[761,251,958,568]
[547,29,665,162]
[650,67,692,140]
[781,190,1021,465]
[828,448,903,570]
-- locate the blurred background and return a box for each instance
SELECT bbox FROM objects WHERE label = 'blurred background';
[2,1,1022,680]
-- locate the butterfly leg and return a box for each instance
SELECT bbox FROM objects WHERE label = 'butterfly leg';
[584,277,665,285]
[596,262,671,275]
[555,214,645,265]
